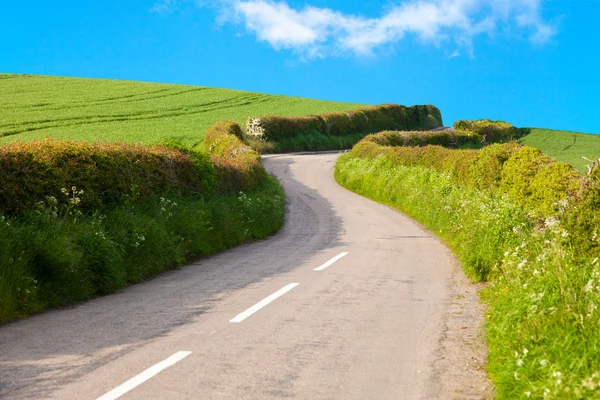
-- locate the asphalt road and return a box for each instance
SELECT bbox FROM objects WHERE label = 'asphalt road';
[0,153,456,399]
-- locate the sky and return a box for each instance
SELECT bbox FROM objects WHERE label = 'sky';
[1,0,598,133]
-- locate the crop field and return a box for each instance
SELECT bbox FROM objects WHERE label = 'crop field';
[0,74,363,147]
[519,128,600,172]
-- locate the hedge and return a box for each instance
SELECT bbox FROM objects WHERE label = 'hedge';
[203,121,266,192]
[360,129,481,148]
[350,137,582,219]
[246,104,443,141]
[453,119,518,143]
[0,139,216,215]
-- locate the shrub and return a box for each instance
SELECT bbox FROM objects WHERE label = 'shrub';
[245,104,443,141]
[321,112,355,136]
[361,129,480,148]
[211,157,266,192]
[454,119,517,143]
[0,139,215,215]
[528,162,581,216]
[350,138,585,219]
[467,143,521,191]
[246,115,326,141]
[203,120,267,192]
[204,121,260,161]
[499,147,554,209]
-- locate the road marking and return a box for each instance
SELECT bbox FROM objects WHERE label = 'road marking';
[313,252,349,271]
[230,283,299,323]
[96,351,191,400]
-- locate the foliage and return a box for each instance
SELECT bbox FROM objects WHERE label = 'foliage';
[0,139,215,214]
[454,119,518,143]
[246,131,368,153]
[245,104,443,141]
[360,129,481,148]
[350,135,583,219]
[0,176,285,323]
[202,121,266,192]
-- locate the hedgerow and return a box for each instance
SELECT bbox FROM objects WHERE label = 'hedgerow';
[454,119,518,143]
[0,139,215,215]
[246,104,443,141]
[0,121,283,324]
[360,129,481,148]
[351,133,581,219]
[336,136,600,398]
[203,121,266,192]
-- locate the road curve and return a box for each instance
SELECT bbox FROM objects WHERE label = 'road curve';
[0,154,458,399]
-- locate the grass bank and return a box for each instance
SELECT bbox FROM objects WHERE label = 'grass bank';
[0,176,285,324]
[336,142,600,398]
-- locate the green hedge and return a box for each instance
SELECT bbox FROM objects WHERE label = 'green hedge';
[350,139,581,219]
[0,139,216,215]
[0,121,285,324]
[360,129,481,148]
[203,121,266,192]
[246,104,443,141]
[454,119,518,143]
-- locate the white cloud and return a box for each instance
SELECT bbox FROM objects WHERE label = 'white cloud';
[214,0,557,58]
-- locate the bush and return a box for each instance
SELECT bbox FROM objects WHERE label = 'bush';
[350,139,584,219]
[246,115,326,141]
[245,104,443,141]
[529,162,581,216]
[467,143,521,191]
[454,119,517,143]
[321,112,355,136]
[204,121,260,161]
[361,129,481,148]
[0,139,215,215]
[203,120,267,192]
[499,147,554,209]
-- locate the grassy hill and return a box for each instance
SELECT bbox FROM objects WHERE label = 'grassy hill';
[518,128,600,172]
[0,74,363,147]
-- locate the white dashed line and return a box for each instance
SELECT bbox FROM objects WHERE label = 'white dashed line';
[230,283,299,323]
[96,351,191,400]
[313,252,349,271]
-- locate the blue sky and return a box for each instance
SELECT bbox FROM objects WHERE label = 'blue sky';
[1,0,598,133]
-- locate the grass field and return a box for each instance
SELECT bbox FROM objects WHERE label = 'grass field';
[0,74,363,147]
[519,128,600,172]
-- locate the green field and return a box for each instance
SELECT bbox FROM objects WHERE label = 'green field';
[519,128,600,172]
[0,74,363,147]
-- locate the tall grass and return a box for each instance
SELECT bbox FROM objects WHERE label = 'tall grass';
[336,155,600,399]
[0,176,285,323]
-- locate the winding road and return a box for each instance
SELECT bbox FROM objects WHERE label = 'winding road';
[0,154,478,399]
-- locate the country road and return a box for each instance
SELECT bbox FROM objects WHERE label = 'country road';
[0,153,488,399]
